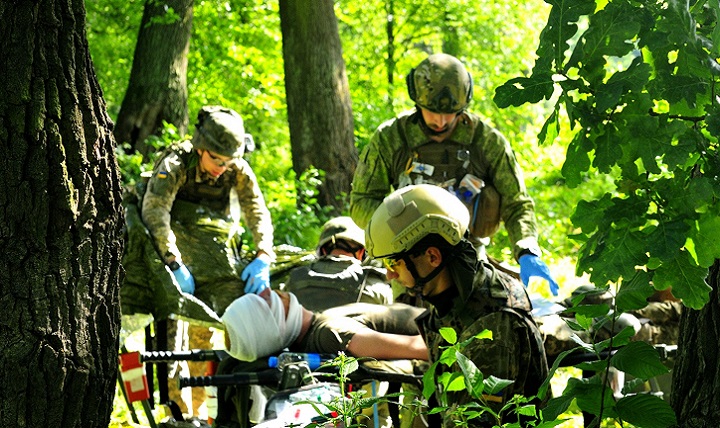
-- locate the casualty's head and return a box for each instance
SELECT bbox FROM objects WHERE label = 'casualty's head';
[192,105,255,177]
[221,290,304,361]
[316,216,366,259]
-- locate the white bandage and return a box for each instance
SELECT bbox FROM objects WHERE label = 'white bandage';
[221,292,304,361]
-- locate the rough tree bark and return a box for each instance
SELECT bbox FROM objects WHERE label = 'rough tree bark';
[671,260,720,427]
[0,2,124,427]
[279,0,357,213]
[113,0,193,158]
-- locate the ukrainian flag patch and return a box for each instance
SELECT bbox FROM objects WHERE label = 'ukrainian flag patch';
[157,171,169,179]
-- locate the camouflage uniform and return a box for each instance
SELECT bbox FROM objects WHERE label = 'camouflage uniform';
[416,260,548,427]
[351,109,538,260]
[143,140,274,269]
[283,255,393,311]
[294,302,425,354]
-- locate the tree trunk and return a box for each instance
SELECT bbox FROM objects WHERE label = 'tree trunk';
[671,260,720,427]
[279,0,357,213]
[0,2,124,428]
[113,0,193,158]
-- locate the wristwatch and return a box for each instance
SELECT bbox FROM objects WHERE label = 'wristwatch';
[168,261,182,271]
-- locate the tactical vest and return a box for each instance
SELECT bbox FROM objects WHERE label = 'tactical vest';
[285,258,387,312]
[397,140,501,238]
[173,150,238,213]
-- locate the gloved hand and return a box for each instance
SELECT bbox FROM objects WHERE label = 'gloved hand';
[172,263,195,294]
[241,256,271,294]
[519,254,559,296]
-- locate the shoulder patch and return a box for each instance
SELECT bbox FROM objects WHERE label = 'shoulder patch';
[156,171,169,179]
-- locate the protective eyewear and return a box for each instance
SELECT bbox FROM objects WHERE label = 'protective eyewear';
[382,257,403,271]
[205,151,234,167]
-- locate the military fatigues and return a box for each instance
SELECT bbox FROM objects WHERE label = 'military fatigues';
[293,303,425,354]
[283,255,394,311]
[417,261,548,427]
[143,141,274,268]
[141,141,274,417]
[351,109,539,260]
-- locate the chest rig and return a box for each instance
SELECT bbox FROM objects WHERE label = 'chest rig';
[175,151,237,213]
[397,140,469,190]
[397,141,501,238]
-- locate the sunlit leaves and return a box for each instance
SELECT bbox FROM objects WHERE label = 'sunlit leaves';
[594,57,650,112]
[494,72,554,107]
[611,341,669,380]
[653,250,712,309]
[615,394,677,428]
[536,0,596,73]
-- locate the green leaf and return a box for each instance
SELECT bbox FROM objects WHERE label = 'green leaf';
[653,250,712,309]
[541,395,574,421]
[615,394,677,428]
[538,0,596,72]
[439,327,458,345]
[646,219,690,262]
[569,377,618,418]
[586,226,649,286]
[616,270,655,312]
[483,375,514,396]
[572,2,642,82]
[517,404,537,417]
[664,127,703,170]
[422,362,438,400]
[611,341,669,380]
[561,133,593,188]
[493,73,554,108]
[444,372,466,393]
[568,303,610,318]
[456,351,484,399]
[570,195,613,234]
[474,329,493,341]
[595,58,651,112]
[538,108,559,146]
[691,212,720,267]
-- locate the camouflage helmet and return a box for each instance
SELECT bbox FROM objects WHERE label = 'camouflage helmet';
[365,184,470,259]
[317,216,365,254]
[192,105,249,158]
[406,53,473,114]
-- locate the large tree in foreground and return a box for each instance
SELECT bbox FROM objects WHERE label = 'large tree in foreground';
[497,0,720,426]
[0,2,124,427]
[279,0,357,212]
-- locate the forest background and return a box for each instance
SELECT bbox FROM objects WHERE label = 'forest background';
[88,0,719,426]
[2,0,716,427]
[87,0,589,271]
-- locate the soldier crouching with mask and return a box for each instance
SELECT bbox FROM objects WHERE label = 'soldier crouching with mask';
[365,184,549,427]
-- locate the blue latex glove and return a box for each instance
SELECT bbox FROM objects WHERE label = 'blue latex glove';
[241,256,271,294]
[519,254,559,296]
[172,263,195,294]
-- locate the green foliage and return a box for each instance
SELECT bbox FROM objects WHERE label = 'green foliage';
[299,353,406,428]
[496,0,720,310]
[115,121,182,187]
[260,167,337,250]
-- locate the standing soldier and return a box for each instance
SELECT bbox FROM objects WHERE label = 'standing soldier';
[351,53,558,295]
[365,184,548,427]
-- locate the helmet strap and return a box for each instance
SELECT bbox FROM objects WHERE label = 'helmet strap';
[403,254,447,296]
